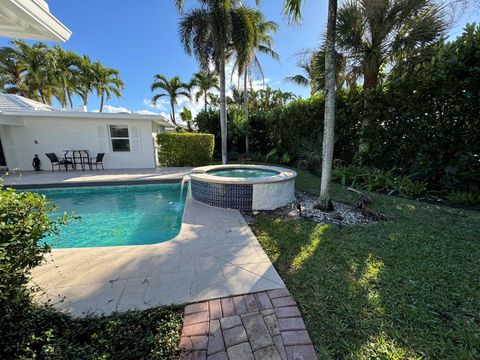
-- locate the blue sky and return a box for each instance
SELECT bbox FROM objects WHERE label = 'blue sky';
[0,0,478,116]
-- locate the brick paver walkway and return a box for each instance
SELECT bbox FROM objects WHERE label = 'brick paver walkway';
[178,288,317,360]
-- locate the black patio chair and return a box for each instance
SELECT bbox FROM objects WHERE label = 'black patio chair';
[89,153,105,170]
[45,153,74,171]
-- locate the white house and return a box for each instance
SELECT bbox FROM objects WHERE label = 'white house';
[0,94,173,170]
[0,0,71,42]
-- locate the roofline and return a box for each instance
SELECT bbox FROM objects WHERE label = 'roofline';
[2,0,72,42]
[0,110,174,128]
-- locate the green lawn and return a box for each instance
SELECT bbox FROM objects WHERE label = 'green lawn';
[252,168,480,359]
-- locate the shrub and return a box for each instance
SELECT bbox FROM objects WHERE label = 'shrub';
[0,187,59,318]
[332,165,428,197]
[157,132,214,166]
[446,191,480,206]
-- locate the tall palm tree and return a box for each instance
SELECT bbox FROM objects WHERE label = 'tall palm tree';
[51,46,81,109]
[177,0,257,164]
[234,11,279,154]
[92,61,124,112]
[0,46,26,96]
[151,74,190,126]
[75,55,96,110]
[336,0,445,157]
[190,71,219,112]
[284,0,338,208]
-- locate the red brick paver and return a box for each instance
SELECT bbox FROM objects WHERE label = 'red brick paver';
[178,290,317,360]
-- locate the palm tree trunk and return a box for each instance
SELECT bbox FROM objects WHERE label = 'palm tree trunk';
[205,93,208,112]
[243,71,249,154]
[39,87,47,104]
[99,93,105,112]
[358,67,380,160]
[170,99,177,126]
[219,54,228,164]
[318,0,337,208]
[67,90,74,109]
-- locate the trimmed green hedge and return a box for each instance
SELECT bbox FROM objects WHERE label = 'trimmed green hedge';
[156,132,214,166]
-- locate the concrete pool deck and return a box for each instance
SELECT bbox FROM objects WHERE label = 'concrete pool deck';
[1,167,192,187]
[12,169,286,316]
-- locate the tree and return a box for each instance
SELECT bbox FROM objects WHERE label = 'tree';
[283,0,338,208]
[336,0,445,158]
[0,46,26,96]
[190,71,219,112]
[233,11,279,154]
[51,46,80,109]
[75,56,96,109]
[151,74,190,126]
[177,0,257,164]
[179,107,194,131]
[92,62,124,112]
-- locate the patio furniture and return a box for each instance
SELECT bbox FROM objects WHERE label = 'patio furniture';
[89,153,105,170]
[45,153,74,171]
[63,149,90,171]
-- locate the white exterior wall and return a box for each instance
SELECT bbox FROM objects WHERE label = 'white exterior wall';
[0,116,159,170]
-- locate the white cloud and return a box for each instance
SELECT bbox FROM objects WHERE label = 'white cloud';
[92,105,132,113]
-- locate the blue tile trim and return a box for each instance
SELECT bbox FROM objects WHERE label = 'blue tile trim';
[191,179,253,211]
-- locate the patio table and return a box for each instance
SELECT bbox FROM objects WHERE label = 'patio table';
[63,150,91,171]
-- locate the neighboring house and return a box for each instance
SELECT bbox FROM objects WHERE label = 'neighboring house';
[0,0,71,42]
[0,94,173,170]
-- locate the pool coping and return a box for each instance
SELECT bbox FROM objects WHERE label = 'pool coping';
[190,164,297,185]
[4,178,180,190]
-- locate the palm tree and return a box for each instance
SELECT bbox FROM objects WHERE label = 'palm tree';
[0,46,26,96]
[177,0,257,164]
[75,55,96,110]
[336,0,445,157]
[92,61,124,112]
[151,74,190,126]
[190,71,219,112]
[233,11,279,154]
[179,107,193,131]
[283,0,338,208]
[51,46,81,109]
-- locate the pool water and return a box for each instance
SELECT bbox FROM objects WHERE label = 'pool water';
[30,183,186,248]
[208,168,279,178]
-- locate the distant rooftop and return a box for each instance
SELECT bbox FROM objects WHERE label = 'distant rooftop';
[0,94,55,112]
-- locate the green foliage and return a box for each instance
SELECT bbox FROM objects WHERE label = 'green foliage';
[446,191,480,206]
[1,305,183,359]
[332,165,428,197]
[0,187,56,317]
[253,167,480,359]
[156,132,214,166]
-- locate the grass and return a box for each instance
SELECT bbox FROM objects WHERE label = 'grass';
[252,168,480,359]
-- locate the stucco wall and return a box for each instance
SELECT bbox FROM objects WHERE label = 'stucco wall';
[0,116,159,170]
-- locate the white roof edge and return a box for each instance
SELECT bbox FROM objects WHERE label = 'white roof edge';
[0,110,173,127]
[3,0,71,42]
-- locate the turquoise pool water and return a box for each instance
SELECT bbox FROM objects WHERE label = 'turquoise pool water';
[207,168,279,178]
[29,183,186,248]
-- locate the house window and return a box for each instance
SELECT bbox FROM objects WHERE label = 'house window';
[109,125,130,152]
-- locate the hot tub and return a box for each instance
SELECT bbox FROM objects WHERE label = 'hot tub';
[190,164,296,211]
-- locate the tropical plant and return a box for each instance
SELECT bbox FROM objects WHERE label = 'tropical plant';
[336,0,445,157]
[92,61,124,112]
[74,55,96,109]
[190,71,219,112]
[0,46,27,96]
[151,74,191,126]
[177,0,258,164]
[50,46,81,108]
[179,107,193,131]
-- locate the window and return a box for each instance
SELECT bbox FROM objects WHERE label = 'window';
[109,125,130,152]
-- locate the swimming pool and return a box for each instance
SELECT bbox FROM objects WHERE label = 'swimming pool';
[207,168,279,178]
[29,183,186,248]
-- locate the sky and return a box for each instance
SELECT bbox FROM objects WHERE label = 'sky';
[0,0,478,118]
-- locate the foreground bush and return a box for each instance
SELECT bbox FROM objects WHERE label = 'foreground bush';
[2,305,183,359]
[157,132,214,166]
[0,187,56,319]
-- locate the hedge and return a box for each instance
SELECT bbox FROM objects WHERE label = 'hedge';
[156,132,214,166]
